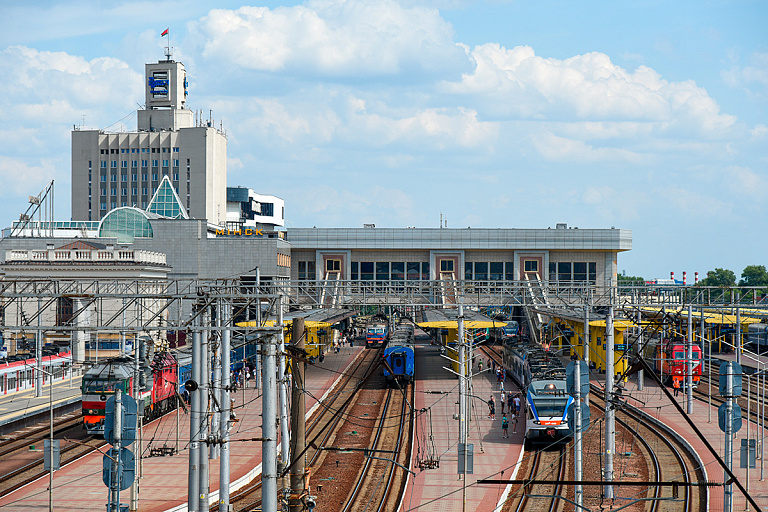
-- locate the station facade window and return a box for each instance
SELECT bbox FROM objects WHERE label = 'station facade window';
[298,261,316,280]
[465,262,514,281]
[549,261,597,283]
[351,261,429,281]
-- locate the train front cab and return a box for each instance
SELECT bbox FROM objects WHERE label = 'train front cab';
[383,345,414,384]
[525,380,573,447]
[654,341,702,389]
[82,377,131,435]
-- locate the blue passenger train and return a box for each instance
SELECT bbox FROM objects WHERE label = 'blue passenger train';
[366,314,390,349]
[176,337,260,387]
[501,339,572,447]
[383,320,415,385]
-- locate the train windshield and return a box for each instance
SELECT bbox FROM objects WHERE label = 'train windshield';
[369,328,384,334]
[533,398,569,417]
[674,352,684,360]
[503,322,519,335]
[83,380,120,393]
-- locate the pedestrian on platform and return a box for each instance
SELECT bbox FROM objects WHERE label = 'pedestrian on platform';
[488,395,496,419]
[478,360,483,373]
[513,394,521,415]
[511,412,518,433]
[502,416,509,438]
[245,367,251,388]
[507,393,514,414]
[500,380,505,393]
[673,378,680,397]
[500,391,506,414]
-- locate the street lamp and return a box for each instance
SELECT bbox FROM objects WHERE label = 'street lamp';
[23,360,58,512]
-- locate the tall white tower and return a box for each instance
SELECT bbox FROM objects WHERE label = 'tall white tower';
[71,57,227,225]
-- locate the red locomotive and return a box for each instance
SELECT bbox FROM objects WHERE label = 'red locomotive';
[653,338,702,389]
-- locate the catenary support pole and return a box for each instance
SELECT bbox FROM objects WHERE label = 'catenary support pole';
[198,306,210,512]
[736,307,741,365]
[725,361,734,512]
[130,334,140,510]
[211,305,221,461]
[574,358,583,510]
[109,388,123,512]
[583,296,590,407]
[604,306,615,500]
[219,300,231,512]
[637,308,644,391]
[278,294,290,467]
[458,299,467,511]
[37,297,43,398]
[289,317,306,512]
[687,305,693,415]
[262,334,278,512]
[188,310,201,512]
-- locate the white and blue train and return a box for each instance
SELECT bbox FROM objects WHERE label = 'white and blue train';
[383,320,415,385]
[501,340,572,447]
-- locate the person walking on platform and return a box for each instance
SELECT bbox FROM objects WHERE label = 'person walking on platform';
[673,378,680,397]
[511,412,518,433]
[488,395,496,419]
[513,394,521,416]
[500,391,506,414]
[478,359,483,373]
[502,416,509,438]
[507,393,514,415]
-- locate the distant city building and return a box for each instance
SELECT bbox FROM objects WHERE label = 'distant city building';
[226,187,285,231]
[71,57,228,224]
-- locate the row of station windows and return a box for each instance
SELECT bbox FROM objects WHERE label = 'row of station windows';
[299,260,599,282]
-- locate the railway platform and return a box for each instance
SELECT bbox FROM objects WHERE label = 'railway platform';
[0,375,83,436]
[601,366,768,511]
[0,343,364,512]
[403,338,525,512]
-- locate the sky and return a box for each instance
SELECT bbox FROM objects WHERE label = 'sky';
[0,0,765,280]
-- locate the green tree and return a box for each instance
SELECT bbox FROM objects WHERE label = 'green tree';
[698,268,736,287]
[739,265,768,287]
[618,274,645,284]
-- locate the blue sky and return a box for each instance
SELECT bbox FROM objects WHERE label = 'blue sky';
[0,0,765,280]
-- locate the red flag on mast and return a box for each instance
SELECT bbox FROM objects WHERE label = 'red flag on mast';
[161,28,169,37]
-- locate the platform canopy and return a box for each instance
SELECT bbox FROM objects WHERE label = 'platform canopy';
[636,306,763,325]
[588,319,635,330]
[236,307,355,329]
[417,309,498,329]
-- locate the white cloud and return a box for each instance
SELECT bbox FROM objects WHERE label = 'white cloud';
[0,156,65,199]
[529,131,642,163]
[722,51,768,94]
[721,166,767,198]
[0,46,142,126]
[294,183,415,225]
[443,44,736,135]
[189,0,468,77]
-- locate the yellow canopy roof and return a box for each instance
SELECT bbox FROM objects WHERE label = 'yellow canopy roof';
[235,320,331,328]
[588,319,635,330]
[417,320,499,329]
[702,314,761,325]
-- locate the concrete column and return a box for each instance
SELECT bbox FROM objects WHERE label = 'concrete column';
[219,301,231,512]
[289,318,306,512]
[604,306,615,500]
[262,334,278,512]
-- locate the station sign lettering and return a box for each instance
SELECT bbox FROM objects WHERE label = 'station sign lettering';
[215,228,264,237]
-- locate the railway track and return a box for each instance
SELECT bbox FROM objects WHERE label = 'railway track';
[0,400,184,501]
[0,411,82,459]
[479,343,706,512]
[0,420,104,498]
[227,346,386,512]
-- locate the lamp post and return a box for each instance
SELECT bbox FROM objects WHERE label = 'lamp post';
[24,360,56,512]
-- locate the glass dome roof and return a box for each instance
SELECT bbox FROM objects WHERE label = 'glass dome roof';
[98,207,155,243]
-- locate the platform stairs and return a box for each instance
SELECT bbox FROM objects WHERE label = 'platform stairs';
[522,274,550,344]
[438,271,457,307]
[319,270,341,308]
